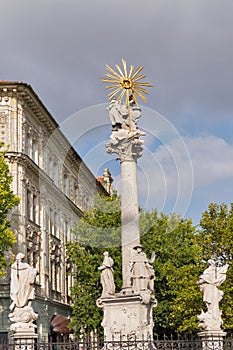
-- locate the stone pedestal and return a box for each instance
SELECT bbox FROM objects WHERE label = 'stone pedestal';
[198,331,226,350]
[11,328,38,350]
[97,294,157,342]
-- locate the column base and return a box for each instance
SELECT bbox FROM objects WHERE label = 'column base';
[97,293,156,343]
[198,330,226,350]
[11,328,38,349]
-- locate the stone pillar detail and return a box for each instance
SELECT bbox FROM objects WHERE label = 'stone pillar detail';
[106,128,145,289]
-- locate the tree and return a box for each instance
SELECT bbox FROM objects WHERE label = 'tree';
[139,210,202,335]
[198,203,233,332]
[0,144,20,276]
[67,193,122,335]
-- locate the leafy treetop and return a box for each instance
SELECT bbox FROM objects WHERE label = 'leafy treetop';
[0,143,20,276]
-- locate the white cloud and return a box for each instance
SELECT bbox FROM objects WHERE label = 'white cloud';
[2,0,232,224]
[136,134,233,217]
[186,135,233,187]
[1,0,233,124]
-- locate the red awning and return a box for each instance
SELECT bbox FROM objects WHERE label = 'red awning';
[50,315,71,334]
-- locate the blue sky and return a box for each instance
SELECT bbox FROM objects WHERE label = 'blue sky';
[1,0,233,225]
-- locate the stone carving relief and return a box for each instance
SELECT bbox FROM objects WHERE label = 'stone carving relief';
[99,300,155,342]
[106,130,145,162]
[108,97,141,132]
[0,112,8,144]
[26,226,41,270]
[106,99,145,162]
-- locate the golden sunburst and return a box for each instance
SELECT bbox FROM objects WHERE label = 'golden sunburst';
[101,58,152,106]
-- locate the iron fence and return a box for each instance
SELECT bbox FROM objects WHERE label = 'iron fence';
[1,338,233,350]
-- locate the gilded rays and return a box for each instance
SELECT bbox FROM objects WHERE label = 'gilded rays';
[101,58,152,106]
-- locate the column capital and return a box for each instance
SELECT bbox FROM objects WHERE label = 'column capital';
[106,129,145,162]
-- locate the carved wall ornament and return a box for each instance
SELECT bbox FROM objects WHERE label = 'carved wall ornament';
[0,112,8,144]
[0,112,8,123]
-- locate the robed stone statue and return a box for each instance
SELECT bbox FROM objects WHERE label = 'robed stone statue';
[98,252,115,298]
[197,259,229,330]
[9,253,38,331]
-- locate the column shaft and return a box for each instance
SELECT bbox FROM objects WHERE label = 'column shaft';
[121,160,140,289]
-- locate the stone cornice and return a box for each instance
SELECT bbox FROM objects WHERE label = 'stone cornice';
[0,81,57,132]
[5,152,83,217]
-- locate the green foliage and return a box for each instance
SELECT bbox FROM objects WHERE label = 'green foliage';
[67,193,122,335]
[140,210,202,335]
[67,196,233,337]
[0,144,20,276]
[198,203,233,332]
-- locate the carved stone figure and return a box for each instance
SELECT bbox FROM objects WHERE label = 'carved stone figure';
[9,253,38,330]
[9,306,38,331]
[128,97,141,131]
[108,98,124,131]
[197,309,223,331]
[130,245,156,293]
[197,259,228,330]
[108,97,141,132]
[106,131,145,163]
[98,252,115,297]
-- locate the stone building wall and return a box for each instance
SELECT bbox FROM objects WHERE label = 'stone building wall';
[0,81,108,341]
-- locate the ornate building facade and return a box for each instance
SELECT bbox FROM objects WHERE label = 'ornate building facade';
[0,81,110,342]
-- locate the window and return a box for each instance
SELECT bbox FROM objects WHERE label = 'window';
[53,161,58,185]
[45,209,49,232]
[74,185,79,205]
[25,134,31,156]
[0,332,8,344]
[54,211,58,237]
[32,194,37,223]
[48,157,52,178]
[26,190,31,219]
[65,220,69,241]
[49,207,53,234]
[32,139,38,163]
[63,174,68,196]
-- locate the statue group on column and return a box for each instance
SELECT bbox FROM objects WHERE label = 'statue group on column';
[98,247,156,299]
[106,97,145,162]
[108,96,141,132]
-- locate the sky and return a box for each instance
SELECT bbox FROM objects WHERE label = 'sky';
[1,0,233,225]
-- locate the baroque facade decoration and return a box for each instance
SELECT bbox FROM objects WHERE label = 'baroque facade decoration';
[0,81,110,342]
